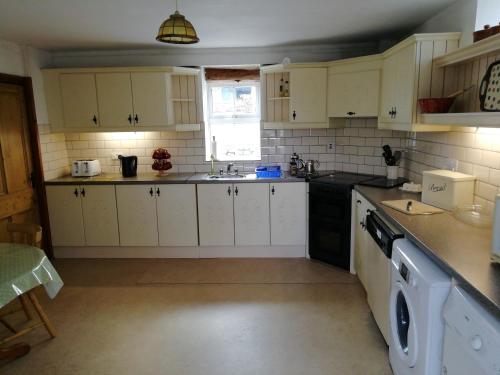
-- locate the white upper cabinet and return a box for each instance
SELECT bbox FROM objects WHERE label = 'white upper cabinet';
[131,72,169,127]
[96,73,134,128]
[156,184,198,246]
[233,183,270,246]
[59,74,99,128]
[116,185,159,246]
[270,182,306,246]
[289,68,327,123]
[43,67,201,132]
[378,33,461,131]
[327,56,381,118]
[80,185,120,246]
[197,184,235,247]
[46,185,85,247]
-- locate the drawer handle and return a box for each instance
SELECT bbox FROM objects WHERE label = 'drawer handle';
[292,110,296,120]
[271,186,275,195]
[149,188,154,197]
[156,187,160,196]
[227,186,231,196]
[347,111,356,116]
[356,200,361,204]
[92,115,97,125]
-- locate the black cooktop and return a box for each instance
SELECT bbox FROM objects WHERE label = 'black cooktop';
[358,176,408,189]
[311,172,376,186]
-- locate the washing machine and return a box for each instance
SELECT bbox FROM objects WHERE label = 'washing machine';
[442,287,500,375]
[389,239,451,375]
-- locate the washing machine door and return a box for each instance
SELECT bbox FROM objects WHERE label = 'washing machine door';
[390,281,418,367]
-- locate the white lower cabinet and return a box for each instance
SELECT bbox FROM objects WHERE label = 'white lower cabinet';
[81,185,119,246]
[353,191,375,290]
[156,184,198,246]
[46,185,86,246]
[234,183,270,246]
[197,184,235,246]
[116,185,158,246]
[269,182,306,246]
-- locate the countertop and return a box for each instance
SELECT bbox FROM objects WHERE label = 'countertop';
[355,185,500,314]
[45,172,306,185]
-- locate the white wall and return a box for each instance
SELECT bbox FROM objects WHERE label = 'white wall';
[0,38,52,124]
[50,42,380,68]
[413,0,477,47]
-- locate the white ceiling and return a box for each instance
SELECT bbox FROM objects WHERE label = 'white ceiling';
[0,0,456,51]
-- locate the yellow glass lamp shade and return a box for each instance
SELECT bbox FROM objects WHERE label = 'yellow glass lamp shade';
[156,10,199,44]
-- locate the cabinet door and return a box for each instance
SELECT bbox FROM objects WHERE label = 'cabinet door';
[328,70,379,117]
[46,185,85,246]
[289,68,327,123]
[380,44,416,125]
[157,184,198,246]
[270,183,306,246]
[80,185,119,246]
[96,73,134,128]
[60,74,99,128]
[116,185,158,246]
[131,72,169,127]
[197,184,234,246]
[234,183,270,246]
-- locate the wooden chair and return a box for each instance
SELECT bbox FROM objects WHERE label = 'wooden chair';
[0,223,57,344]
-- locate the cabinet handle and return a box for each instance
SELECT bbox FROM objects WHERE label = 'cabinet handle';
[134,114,139,124]
[149,187,154,197]
[234,186,238,196]
[227,186,231,196]
[156,187,160,196]
[292,110,296,120]
[74,188,79,197]
[356,200,361,204]
[80,188,85,197]
[393,107,397,119]
[271,186,275,195]
[92,115,97,125]
[128,114,132,124]
[347,111,356,116]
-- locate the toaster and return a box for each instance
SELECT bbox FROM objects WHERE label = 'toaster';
[71,159,101,177]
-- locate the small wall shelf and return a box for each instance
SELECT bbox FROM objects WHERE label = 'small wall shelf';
[268,97,290,101]
[170,98,195,102]
[434,34,500,67]
[421,112,500,128]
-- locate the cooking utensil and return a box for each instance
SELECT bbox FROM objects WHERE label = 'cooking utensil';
[305,160,320,174]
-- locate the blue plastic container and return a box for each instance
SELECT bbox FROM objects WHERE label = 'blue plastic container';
[255,166,281,178]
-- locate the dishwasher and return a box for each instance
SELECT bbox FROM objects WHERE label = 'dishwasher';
[365,210,403,344]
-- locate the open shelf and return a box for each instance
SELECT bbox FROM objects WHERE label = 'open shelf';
[421,112,500,128]
[434,34,500,67]
[170,98,195,102]
[268,97,290,101]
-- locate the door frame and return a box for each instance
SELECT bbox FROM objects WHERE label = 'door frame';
[0,73,53,258]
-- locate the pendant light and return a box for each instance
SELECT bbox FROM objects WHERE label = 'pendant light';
[156,0,199,44]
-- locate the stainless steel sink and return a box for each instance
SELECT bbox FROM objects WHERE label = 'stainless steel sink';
[207,173,247,179]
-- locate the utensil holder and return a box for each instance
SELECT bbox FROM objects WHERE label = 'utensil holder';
[387,166,398,180]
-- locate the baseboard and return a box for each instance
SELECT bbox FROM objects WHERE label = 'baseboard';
[54,245,306,258]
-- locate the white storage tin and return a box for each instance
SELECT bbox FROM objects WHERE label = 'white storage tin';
[421,170,475,210]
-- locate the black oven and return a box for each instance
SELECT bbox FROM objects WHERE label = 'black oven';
[308,173,375,270]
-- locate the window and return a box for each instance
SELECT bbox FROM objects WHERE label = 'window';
[205,81,261,161]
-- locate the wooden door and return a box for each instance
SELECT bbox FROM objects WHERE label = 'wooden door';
[233,183,270,246]
[96,73,134,128]
[116,185,158,246]
[0,83,39,242]
[156,184,198,246]
[289,68,327,123]
[60,73,99,128]
[269,182,306,246]
[328,70,380,117]
[197,184,234,246]
[46,185,85,246]
[131,72,169,127]
[81,185,120,246]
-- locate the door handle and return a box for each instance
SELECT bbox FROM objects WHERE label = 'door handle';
[134,114,139,124]
[156,187,160,196]
[149,187,154,197]
[271,186,275,195]
[128,114,132,124]
[92,115,97,125]
[74,188,79,197]
[80,188,85,197]
[227,186,231,196]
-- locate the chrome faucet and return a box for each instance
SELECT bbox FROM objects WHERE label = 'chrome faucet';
[227,163,234,175]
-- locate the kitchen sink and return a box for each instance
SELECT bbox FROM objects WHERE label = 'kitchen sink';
[207,173,247,179]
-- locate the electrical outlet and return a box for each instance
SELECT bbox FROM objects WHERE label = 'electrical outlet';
[111,152,123,160]
[328,143,335,153]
